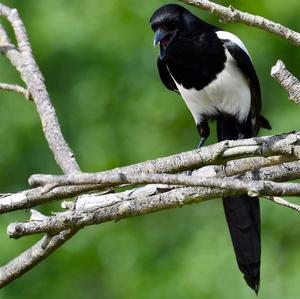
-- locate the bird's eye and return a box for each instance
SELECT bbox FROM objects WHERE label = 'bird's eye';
[170,21,177,28]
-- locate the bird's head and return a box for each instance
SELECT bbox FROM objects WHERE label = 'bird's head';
[150,4,190,59]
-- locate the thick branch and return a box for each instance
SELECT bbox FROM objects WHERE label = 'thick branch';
[29,132,300,187]
[7,175,300,238]
[180,0,300,46]
[24,172,300,198]
[0,157,299,216]
[6,186,236,238]
[0,185,105,214]
[0,133,298,215]
[271,60,300,105]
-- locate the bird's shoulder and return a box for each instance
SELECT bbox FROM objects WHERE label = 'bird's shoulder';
[214,30,259,93]
[215,31,250,57]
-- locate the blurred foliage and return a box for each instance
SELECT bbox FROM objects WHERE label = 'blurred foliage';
[0,0,299,298]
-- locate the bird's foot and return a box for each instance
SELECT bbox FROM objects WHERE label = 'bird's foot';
[197,137,206,149]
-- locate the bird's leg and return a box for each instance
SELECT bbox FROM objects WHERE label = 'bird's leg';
[196,121,210,148]
[186,121,210,176]
[236,120,250,140]
[197,137,206,149]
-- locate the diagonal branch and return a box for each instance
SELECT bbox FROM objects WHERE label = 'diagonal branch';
[0,3,81,287]
[28,132,300,187]
[0,5,80,174]
[0,228,79,288]
[265,196,300,212]
[179,0,300,46]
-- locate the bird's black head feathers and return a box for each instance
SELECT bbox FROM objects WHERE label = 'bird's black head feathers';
[150,4,214,58]
[150,4,187,30]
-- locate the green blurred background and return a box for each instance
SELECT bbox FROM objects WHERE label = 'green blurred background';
[0,0,299,298]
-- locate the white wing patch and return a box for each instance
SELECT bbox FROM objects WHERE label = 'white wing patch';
[171,50,251,124]
[216,31,251,58]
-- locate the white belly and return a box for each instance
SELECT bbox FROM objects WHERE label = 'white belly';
[173,50,251,124]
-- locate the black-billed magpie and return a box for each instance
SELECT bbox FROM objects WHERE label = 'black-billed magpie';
[150,3,271,294]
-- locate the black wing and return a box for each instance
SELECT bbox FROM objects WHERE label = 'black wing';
[221,38,271,135]
[222,39,261,135]
[157,57,179,93]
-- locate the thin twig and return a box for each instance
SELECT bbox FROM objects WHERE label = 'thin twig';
[0,83,31,100]
[264,196,300,212]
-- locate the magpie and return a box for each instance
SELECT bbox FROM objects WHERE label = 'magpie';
[150,3,271,294]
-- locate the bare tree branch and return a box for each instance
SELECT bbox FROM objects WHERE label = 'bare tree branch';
[179,0,300,46]
[6,186,236,239]
[0,148,297,216]
[28,132,300,187]
[7,174,300,238]
[0,83,30,100]
[0,131,298,217]
[271,60,300,105]
[27,165,300,192]
[0,185,103,214]
[0,3,81,287]
[0,228,79,288]
[0,4,80,174]
[0,151,299,216]
[7,157,300,239]
[209,155,297,177]
[265,196,300,212]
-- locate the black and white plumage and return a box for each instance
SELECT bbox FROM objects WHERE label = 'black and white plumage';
[150,4,271,294]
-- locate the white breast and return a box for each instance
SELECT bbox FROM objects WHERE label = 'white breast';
[171,50,251,124]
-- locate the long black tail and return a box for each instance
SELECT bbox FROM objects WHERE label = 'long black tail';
[217,116,261,294]
[223,196,260,293]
